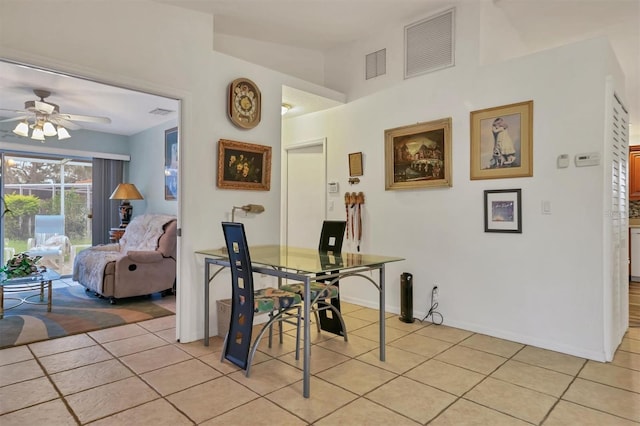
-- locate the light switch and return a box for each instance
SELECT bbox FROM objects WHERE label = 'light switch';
[542,200,552,215]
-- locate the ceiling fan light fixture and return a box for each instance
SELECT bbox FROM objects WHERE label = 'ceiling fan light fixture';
[43,121,57,137]
[13,120,29,137]
[56,126,71,140]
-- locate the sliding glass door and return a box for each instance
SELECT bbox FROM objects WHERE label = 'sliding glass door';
[1,152,92,276]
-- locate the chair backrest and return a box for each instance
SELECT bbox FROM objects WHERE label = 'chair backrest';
[318,220,347,253]
[221,221,256,370]
[34,215,65,246]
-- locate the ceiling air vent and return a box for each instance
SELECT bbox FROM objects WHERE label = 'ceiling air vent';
[404,8,455,79]
[366,48,386,80]
[149,108,175,116]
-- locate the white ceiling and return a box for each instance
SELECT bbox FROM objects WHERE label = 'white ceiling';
[0,0,638,139]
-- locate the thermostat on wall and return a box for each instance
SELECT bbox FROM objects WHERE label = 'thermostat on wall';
[575,152,600,167]
[328,182,339,193]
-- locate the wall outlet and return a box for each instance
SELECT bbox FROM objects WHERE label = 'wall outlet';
[432,285,439,304]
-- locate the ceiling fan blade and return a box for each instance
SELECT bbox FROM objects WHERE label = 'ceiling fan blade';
[0,107,30,114]
[0,115,29,123]
[57,113,111,124]
[49,117,81,130]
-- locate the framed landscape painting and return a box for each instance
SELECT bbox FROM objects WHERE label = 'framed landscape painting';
[470,100,533,180]
[384,117,452,190]
[217,139,271,191]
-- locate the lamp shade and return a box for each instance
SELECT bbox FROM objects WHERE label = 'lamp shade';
[109,183,144,200]
[57,126,71,140]
[43,121,57,137]
[13,121,29,137]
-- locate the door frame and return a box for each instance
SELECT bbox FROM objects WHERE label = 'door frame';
[0,54,186,341]
[281,137,327,246]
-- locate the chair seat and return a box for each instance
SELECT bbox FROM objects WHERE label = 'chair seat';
[280,282,339,300]
[254,287,302,313]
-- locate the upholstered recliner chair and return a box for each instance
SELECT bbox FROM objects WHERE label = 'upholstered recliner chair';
[73,214,177,303]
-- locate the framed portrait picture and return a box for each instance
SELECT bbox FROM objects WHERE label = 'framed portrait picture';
[470,100,533,180]
[484,189,522,233]
[384,118,452,190]
[349,152,363,177]
[164,127,178,200]
[217,139,271,191]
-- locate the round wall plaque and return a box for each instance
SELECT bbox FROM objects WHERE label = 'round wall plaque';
[228,77,261,129]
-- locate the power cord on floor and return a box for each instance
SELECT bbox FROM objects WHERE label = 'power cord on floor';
[419,286,443,325]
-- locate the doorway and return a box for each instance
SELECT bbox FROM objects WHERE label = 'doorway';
[284,139,326,248]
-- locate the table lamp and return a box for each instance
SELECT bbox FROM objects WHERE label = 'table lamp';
[109,183,144,228]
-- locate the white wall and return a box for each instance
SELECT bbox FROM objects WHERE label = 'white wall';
[214,34,326,86]
[284,36,625,361]
[128,119,179,217]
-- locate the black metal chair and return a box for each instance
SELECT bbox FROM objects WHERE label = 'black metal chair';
[220,222,302,376]
[282,220,348,340]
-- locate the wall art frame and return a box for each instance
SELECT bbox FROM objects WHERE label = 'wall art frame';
[349,152,363,177]
[484,188,522,233]
[228,77,261,129]
[164,127,178,200]
[470,100,533,180]
[217,139,271,191]
[384,117,452,190]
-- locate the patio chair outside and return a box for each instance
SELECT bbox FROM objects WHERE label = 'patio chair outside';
[26,215,70,272]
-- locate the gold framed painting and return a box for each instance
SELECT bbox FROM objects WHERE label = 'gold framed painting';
[384,118,452,190]
[470,100,533,180]
[217,139,271,191]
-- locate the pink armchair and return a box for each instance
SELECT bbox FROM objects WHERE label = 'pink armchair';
[73,214,177,303]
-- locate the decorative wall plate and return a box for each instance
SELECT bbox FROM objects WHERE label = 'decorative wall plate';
[228,78,261,129]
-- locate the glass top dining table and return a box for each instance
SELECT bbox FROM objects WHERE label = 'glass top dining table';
[195,245,404,275]
[196,244,404,398]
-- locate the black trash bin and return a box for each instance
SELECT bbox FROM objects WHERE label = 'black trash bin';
[400,272,414,323]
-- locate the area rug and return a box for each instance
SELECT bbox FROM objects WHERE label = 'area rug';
[0,285,175,349]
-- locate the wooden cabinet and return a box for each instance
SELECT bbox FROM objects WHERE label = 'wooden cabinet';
[629,146,640,200]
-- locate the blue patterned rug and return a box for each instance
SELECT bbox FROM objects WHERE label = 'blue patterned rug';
[0,285,174,348]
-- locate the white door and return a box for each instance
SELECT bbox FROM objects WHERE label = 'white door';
[286,142,325,248]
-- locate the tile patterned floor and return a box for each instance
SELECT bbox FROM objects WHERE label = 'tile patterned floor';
[0,295,639,425]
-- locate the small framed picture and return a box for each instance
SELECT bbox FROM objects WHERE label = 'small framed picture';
[484,189,522,233]
[349,152,363,177]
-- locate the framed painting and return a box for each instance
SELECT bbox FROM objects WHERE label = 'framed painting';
[484,189,522,233]
[470,100,533,180]
[384,118,452,190]
[164,127,178,200]
[217,139,271,191]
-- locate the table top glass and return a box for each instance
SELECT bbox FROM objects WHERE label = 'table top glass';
[0,269,61,286]
[196,245,404,274]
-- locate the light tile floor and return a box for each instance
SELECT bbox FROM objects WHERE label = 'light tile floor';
[0,294,639,425]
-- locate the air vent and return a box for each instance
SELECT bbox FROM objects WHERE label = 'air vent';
[149,108,175,116]
[366,48,386,80]
[404,8,454,79]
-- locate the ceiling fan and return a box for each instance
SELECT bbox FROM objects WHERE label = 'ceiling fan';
[0,89,111,142]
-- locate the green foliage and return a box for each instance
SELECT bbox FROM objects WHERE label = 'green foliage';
[0,253,43,278]
[3,194,40,239]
